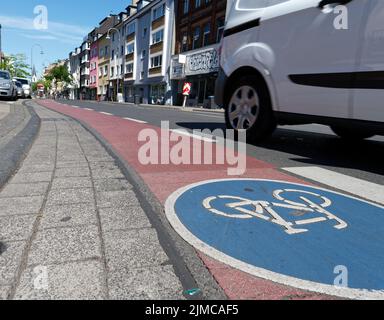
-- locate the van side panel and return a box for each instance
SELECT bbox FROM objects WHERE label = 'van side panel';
[353,1,384,123]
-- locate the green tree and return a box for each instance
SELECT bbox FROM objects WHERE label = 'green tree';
[0,54,30,78]
[46,65,72,85]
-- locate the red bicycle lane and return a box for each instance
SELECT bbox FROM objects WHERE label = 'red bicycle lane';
[36,99,332,300]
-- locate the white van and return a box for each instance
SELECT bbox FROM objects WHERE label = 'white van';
[215,0,384,141]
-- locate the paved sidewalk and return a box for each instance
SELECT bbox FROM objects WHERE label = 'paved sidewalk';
[0,103,10,120]
[0,103,184,300]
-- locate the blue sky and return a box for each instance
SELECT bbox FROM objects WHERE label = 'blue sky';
[0,0,133,77]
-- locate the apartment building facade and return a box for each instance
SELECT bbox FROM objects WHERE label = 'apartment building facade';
[79,39,91,99]
[68,47,81,100]
[171,0,226,107]
[89,30,99,100]
[122,0,175,105]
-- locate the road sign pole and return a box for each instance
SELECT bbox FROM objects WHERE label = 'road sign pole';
[182,95,187,108]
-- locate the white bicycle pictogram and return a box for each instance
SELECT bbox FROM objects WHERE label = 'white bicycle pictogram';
[203,189,348,235]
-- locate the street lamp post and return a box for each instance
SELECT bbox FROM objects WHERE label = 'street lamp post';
[0,24,3,66]
[106,27,122,103]
[31,44,44,82]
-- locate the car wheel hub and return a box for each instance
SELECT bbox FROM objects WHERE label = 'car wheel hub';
[228,86,259,130]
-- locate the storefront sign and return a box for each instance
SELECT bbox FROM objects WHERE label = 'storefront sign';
[185,45,220,76]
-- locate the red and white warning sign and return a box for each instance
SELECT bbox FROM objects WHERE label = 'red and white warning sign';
[183,82,192,96]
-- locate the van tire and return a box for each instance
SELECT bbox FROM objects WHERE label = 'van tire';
[225,76,276,143]
[330,126,375,140]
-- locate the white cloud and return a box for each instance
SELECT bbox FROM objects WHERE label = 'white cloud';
[0,15,89,45]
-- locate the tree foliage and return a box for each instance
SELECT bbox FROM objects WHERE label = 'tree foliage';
[46,65,72,85]
[0,54,31,78]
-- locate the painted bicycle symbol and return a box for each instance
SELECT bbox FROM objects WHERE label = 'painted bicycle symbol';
[203,189,348,235]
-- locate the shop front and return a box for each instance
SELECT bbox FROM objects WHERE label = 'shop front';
[171,44,220,108]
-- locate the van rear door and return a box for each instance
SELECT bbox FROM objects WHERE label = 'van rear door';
[353,0,384,123]
[260,0,368,119]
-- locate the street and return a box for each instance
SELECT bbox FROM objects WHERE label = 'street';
[0,100,384,300]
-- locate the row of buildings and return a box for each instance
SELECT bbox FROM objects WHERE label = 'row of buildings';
[65,0,228,107]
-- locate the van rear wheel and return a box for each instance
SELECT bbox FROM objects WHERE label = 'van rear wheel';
[225,76,276,143]
[331,126,375,140]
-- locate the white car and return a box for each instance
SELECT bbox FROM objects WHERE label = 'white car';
[215,0,384,141]
[13,77,32,99]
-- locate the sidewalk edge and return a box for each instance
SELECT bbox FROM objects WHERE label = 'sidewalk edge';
[34,100,228,301]
[0,102,41,190]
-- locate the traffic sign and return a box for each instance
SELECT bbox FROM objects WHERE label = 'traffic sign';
[183,82,192,96]
[165,179,384,299]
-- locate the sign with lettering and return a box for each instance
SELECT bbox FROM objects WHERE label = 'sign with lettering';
[185,45,220,76]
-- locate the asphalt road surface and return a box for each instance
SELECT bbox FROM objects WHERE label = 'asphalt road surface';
[57,99,384,187]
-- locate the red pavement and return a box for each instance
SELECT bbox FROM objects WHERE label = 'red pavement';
[37,99,333,300]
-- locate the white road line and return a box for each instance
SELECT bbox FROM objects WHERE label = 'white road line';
[99,112,113,116]
[84,108,93,111]
[282,166,384,205]
[171,129,216,143]
[123,117,147,124]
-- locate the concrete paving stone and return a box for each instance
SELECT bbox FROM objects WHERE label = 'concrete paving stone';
[93,178,132,192]
[46,188,94,206]
[0,241,26,285]
[24,155,56,163]
[11,172,52,183]
[0,286,11,300]
[96,190,140,208]
[0,196,44,216]
[56,156,87,163]
[104,229,169,271]
[51,177,92,190]
[108,266,183,300]
[14,260,105,300]
[40,203,98,229]
[89,162,118,171]
[0,215,36,241]
[55,167,90,178]
[99,207,151,232]
[91,169,125,179]
[86,156,115,163]
[28,225,101,265]
[0,183,49,198]
[56,161,88,168]
[17,164,55,173]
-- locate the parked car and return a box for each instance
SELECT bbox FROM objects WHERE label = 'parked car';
[215,0,384,141]
[0,70,18,101]
[13,77,32,99]
[13,80,25,98]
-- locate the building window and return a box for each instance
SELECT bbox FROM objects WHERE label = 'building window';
[126,23,135,36]
[121,64,123,75]
[141,50,146,59]
[140,71,144,80]
[126,63,134,74]
[195,0,201,9]
[183,0,189,14]
[192,26,201,49]
[152,29,164,44]
[150,84,166,104]
[111,66,114,77]
[105,46,109,56]
[121,45,124,56]
[126,43,135,54]
[153,3,165,21]
[111,50,115,60]
[203,23,211,47]
[216,17,225,43]
[150,55,162,68]
[99,67,102,77]
[104,65,108,76]
[181,32,188,52]
[143,27,147,38]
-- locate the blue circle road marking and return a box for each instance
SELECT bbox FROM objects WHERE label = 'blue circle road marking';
[165,179,384,299]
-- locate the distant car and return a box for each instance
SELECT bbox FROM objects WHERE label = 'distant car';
[13,77,31,99]
[0,70,18,101]
[215,0,384,141]
[14,80,25,98]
